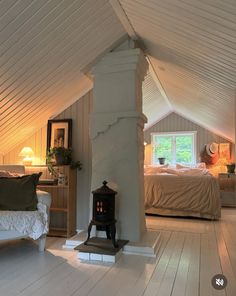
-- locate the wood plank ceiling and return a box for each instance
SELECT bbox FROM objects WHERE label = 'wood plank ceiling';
[142,71,171,129]
[0,0,235,155]
[0,0,126,154]
[119,0,236,141]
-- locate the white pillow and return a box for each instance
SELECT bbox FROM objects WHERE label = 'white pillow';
[176,162,206,169]
[195,162,206,169]
[144,164,169,175]
[176,163,189,169]
[159,167,179,175]
[176,168,211,176]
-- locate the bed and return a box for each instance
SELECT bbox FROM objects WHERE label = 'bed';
[144,166,221,220]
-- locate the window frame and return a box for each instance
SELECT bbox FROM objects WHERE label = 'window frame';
[151,131,197,166]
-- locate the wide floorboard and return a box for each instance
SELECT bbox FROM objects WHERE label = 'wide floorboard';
[0,208,236,296]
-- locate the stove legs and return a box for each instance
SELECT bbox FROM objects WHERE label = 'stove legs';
[110,223,118,248]
[84,221,93,245]
[84,220,118,248]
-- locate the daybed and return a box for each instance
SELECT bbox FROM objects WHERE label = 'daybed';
[144,165,221,220]
[0,165,51,251]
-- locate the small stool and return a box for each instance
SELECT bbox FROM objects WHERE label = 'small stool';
[84,219,118,248]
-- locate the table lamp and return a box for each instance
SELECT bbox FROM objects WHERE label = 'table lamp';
[19,147,34,166]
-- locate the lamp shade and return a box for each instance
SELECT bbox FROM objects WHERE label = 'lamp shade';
[19,147,34,166]
[19,147,34,157]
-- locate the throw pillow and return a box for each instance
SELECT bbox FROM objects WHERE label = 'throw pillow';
[0,173,42,211]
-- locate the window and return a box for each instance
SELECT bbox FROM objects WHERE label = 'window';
[152,131,196,166]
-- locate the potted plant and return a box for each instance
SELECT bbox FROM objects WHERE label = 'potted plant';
[158,157,166,165]
[46,147,82,178]
[226,163,235,174]
[49,147,72,165]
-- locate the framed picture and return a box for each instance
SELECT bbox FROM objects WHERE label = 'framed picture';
[219,143,230,160]
[47,119,72,151]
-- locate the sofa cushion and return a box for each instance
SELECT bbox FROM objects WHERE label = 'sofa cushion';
[0,173,41,211]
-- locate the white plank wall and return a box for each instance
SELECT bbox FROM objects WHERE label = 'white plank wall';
[144,112,234,165]
[3,126,47,166]
[54,90,93,230]
[3,90,93,230]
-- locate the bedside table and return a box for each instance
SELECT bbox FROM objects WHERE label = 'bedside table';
[26,165,77,237]
[218,173,236,207]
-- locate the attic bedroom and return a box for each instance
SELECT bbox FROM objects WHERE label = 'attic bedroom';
[0,0,235,295]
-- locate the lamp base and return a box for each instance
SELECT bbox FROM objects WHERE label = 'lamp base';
[23,158,32,166]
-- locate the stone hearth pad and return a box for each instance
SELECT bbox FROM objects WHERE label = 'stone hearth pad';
[75,237,128,255]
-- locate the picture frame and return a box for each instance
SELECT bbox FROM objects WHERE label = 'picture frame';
[47,119,72,152]
[219,143,230,160]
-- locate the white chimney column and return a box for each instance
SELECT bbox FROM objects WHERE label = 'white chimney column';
[89,45,148,242]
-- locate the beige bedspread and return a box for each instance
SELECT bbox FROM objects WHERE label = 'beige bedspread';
[144,174,221,220]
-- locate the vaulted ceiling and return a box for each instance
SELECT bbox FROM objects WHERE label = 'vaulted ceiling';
[0,0,235,154]
[118,0,235,139]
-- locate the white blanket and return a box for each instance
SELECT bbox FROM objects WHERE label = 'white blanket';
[0,202,48,240]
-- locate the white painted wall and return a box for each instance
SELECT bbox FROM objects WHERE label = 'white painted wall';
[3,91,93,230]
[144,112,235,165]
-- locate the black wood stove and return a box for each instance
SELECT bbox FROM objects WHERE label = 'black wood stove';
[84,181,118,248]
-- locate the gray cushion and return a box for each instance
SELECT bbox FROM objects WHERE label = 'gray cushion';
[0,173,41,211]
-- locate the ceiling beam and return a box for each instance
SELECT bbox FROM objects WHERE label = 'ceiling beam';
[109,0,172,109]
[109,0,137,40]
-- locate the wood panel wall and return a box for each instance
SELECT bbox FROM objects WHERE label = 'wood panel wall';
[4,126,48,165]
[3,108,234,227]
[3,90,93,230]
[144,112,234,165]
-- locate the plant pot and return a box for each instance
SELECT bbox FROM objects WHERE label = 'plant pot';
[158,157,166,165]
[55,153,66,165]
[226,164,235,174]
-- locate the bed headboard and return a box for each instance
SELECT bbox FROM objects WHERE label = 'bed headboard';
[0,165,25,174]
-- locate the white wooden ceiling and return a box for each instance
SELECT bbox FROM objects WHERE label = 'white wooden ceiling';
[0,0,235,154]
[142,72,171,129]
[0,0,125,154]
[119,0,236,141]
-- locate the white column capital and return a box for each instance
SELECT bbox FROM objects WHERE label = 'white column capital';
[92,47,148,114]
[93,48,148,81]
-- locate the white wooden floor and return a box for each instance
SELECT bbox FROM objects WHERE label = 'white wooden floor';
[1,208,236,296]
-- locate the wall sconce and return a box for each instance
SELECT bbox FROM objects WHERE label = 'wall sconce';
[144,141,147,146]
[19,147,34,166]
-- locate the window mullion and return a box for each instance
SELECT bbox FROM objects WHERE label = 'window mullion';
[173,136,176,166]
